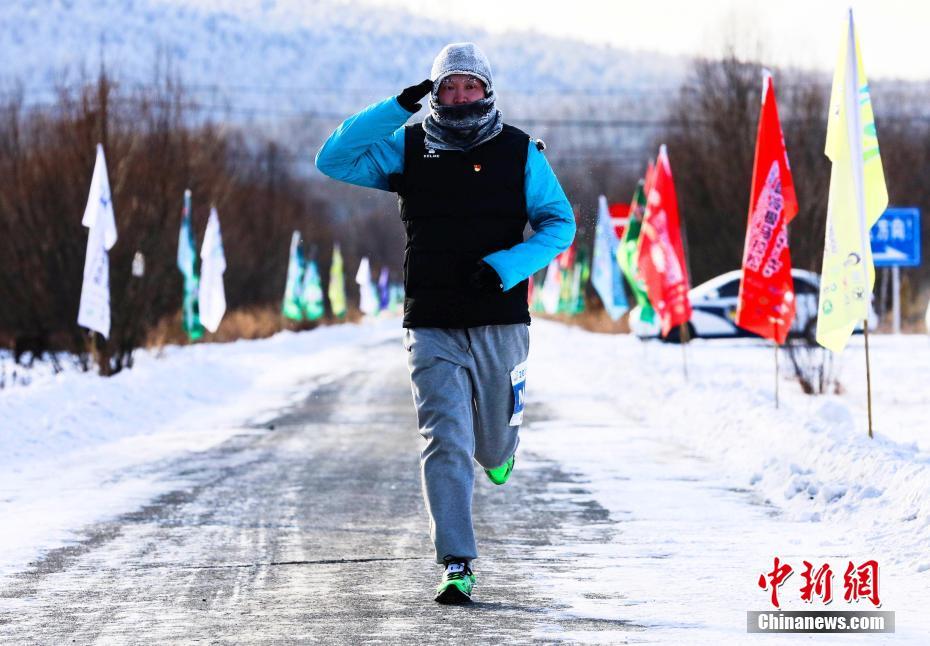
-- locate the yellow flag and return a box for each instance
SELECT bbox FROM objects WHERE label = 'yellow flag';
[816,9,888,352]
[328,243,347,318]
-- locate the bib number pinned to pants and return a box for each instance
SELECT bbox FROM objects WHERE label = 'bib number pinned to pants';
[509,360,527,426]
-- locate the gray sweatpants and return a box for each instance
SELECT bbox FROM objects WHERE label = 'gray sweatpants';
[403,324,530,564]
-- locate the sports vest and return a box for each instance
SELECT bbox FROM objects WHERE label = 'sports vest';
[389,123,531,328]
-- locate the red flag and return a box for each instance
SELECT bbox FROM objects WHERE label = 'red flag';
[736,71,799,345]
[637,146,692,337]
[608,202,630,238]
[643,159,656,202]
[557,244,576,270]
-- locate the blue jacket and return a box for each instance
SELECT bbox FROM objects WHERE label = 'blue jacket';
[315,97,575,292]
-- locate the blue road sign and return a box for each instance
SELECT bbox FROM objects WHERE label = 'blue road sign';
[870,207,921,267]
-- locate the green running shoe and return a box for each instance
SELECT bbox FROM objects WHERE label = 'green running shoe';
[434,560,476,604]
[484,454,515,485]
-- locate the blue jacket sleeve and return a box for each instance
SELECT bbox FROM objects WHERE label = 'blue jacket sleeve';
[482,142,576,291]
[314,96,409,191]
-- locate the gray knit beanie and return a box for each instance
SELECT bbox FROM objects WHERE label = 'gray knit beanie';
[430,42,493,91]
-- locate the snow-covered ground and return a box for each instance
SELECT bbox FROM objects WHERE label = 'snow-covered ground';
[1,318,928,641]
[526,322,930,643]
[530,324,930,568]
[0,321,398,579]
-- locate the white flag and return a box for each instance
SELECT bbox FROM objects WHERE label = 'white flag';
[355,256,379,316]
[77,144,118,338]
[198,206,227,333]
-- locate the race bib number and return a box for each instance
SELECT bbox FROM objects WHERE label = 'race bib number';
[509,360,527,426]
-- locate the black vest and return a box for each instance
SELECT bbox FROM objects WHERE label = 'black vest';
[389,123,531,328]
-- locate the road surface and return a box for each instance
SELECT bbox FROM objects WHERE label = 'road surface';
[0,338,639,644]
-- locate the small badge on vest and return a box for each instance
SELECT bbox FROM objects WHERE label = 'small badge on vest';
[423,147,440,159]
[473,164,482,172]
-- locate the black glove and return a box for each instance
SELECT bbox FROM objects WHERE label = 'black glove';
[469,260,503,293]
[397,79,434,113]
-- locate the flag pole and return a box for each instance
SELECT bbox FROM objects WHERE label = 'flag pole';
[774,341,779,408]
[864,318,873,438]
[773,319,780,409]
[674,148,693,386]
[89,330,98,374]
[845,9,875,438]
[680,322,689,381]
[679,221,692,385]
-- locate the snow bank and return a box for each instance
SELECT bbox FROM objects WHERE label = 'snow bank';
[528,321,930,574]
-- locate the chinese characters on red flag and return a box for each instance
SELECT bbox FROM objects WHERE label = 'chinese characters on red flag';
[643,159,656,198]
[736,71,799,344]
[636,145,692,337]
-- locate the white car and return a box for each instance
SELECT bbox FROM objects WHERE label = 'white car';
[635,269,878,342]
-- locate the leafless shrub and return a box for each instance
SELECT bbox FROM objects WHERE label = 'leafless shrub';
[783,320,841,395]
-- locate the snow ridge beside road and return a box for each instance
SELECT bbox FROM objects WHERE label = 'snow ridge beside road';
[528,322,930,574]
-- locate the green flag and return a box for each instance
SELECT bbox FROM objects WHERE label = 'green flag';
[328,243,347,318]
[282,231,305,321]
[571,248,590,315]
[388,283,405,314]
[618,180,656,324]
[177,189,204,340]
[531,272,546,313]
[557,252,574,314]
[302,259,325,321]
